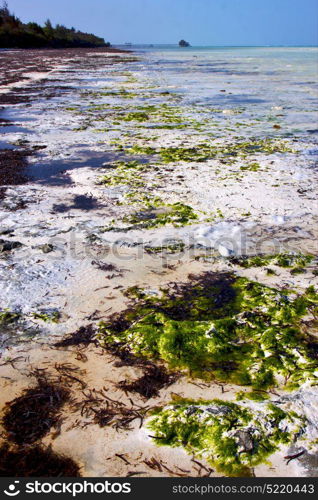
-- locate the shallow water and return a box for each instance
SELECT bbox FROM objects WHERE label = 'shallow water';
[132,46,318,138]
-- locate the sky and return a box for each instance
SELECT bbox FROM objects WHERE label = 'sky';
[5,0,318,46]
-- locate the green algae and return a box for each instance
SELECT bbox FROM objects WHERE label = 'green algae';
[0,309,60,331]
[113,103,186,126]
[101,198,199,231]
[0,310,21,326]
[31,311,60,323]
[98,89,138,99]
[266,268,278,276]
[145,242,186,255]
[147,398,304,476]
[99,160,200,229]
[127,139,295,164]
[146,123,188,130]
[240,162,261,172]
[120,111,151,122]
[127,145,157,155]
[99,273,318,389]
[236,390,270,402]
[122,74,139,84]
[100,160,148,189]
[229,253,315,270]
[88,102,206,131]
[290,267,307,275]
[124,202,198,228]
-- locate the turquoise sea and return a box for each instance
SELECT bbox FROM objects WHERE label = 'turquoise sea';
[116,45,318,143]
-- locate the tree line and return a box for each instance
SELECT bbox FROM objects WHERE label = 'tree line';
[0,2,110,49]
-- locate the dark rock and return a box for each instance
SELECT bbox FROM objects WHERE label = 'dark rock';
[38,243,54,254]
[0,239,22,252]
[233,429,254,452]
[204,405,232,416]
[185,405,198,417]
[179,40,190,47]
[0,229,14,236]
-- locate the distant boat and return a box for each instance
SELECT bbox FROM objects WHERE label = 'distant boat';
[179,40,191,47]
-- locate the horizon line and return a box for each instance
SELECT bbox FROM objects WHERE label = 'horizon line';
[113,43,318,48]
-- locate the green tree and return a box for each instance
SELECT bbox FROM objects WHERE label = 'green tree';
[44,18,54,38]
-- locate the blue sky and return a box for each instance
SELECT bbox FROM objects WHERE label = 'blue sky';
[5,0,318,46]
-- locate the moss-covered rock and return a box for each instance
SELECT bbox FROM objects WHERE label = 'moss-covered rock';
[147,397,305,476]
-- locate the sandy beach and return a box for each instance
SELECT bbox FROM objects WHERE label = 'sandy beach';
[0,46,317,478]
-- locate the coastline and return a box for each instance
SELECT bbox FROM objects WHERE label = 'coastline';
[0,47,130,91]
[0,47,317,478]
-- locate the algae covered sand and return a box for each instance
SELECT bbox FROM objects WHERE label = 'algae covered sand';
[99,272,318,390]
[0,46,317,478]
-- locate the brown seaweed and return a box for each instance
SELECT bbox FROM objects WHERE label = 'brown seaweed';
[118,363,179,399]
[54,325,96,347]
[105,341,179,399]
[77,388,149,430]
[2,370,70,445]
[0,444,81,477]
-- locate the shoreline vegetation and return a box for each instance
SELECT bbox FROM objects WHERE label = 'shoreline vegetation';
[0,2,110,49]
[0,24,317,479]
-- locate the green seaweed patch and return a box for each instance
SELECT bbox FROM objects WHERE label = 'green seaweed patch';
[266,268,278,276]
[236,390,270,402]
[99,163,201,229]
[123,74,139,84]
[98,89,137,99]
[127,139,295,164]
[64,106,80,112]
[99,160,148,189]
[114,104,186,126]
[147,398,305,476]
[290,267,307,275]
[240,162,261,172]
[145,242,186,255]
[31,311,60,323]
[0,310,21,326]
[146,123,188,130]
[229,253,314,270]
[99,273,318,389]
[119,111,150,122]
[124,202,198,228]
[127,145,157,155]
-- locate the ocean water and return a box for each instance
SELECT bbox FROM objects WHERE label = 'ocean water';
[123,46,318,141]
